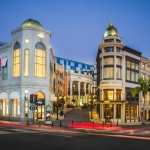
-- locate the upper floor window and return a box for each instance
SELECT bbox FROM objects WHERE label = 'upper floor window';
[142,64,145,69]
[104,47,114,52]
[116,47,121,52]
[104,57,114,65]
[24,49,29,76]
[116,57,121,65]
[34,43,46,77]
[13,42,21,77]
[2,58,8,79]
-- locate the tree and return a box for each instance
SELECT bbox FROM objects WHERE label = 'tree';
[131,77,149,124]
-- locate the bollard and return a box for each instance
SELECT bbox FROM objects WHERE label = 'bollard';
[52,121,53,127]
[72,120,73,127]
[93,121,94,128]
[117,120,118,126]
[110,121,112,127]
[39,121,41,127]
[134,118,135,122]
[80,121,81,127]
[27,119,29,126]
[60,120,62,127]
[105,119,106,124]
[103,121,104,127]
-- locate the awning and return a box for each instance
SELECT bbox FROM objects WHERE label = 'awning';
[0,92,8,99]
[50,94,56,101]
[9,91,20,99]
[1,58,8,67]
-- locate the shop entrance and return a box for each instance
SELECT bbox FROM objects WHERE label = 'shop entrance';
[34,92,45,120]
[105,107,111,122]
[104,104,113,123]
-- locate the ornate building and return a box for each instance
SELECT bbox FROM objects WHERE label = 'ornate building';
[96,22,141,123]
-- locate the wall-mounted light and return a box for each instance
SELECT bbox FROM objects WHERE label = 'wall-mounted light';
[24,89,28,100]
[25,38,30,43]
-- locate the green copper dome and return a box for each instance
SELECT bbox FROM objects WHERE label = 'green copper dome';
[104,22,118,37]
[22,19,43,29]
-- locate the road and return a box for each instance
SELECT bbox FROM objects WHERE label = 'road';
[0,125,150,150]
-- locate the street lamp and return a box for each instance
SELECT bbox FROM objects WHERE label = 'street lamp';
[24,89,28,118]
[89,93,96,119]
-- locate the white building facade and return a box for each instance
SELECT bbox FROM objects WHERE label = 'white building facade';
[0,19,53,121]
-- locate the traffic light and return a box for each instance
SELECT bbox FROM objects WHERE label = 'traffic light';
[30,94,33,103]
[34,94,38,103]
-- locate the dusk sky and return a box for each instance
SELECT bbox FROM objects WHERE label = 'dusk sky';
[0,0,150,64]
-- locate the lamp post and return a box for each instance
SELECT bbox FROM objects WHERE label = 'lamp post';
[24,89,28,118]
[55,95,60,120]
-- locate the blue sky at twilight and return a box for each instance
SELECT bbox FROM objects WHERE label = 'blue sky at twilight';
[0,0,150,64]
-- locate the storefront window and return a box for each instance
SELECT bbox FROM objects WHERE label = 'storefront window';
[2,100,9,116]
[13,99,20,117]
[126,105,138,118]
[34,43,46,77]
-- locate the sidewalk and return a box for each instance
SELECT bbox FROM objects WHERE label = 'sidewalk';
[89,109,150,126]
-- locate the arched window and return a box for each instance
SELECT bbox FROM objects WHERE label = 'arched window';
[34,43,46,77]
[13,42,21,77]
[24,49,29,76]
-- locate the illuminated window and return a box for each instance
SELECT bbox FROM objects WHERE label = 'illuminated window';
[24,49,29,76]
[13,42,20,77]
[13,99,20,117]
[135,64,139,70]
[104,57,114,65]
[116,57,121,65]
[127,70,130,80]
[127,61,130,68]
[116,90,121,100]
[131,62,135,69]
[2,100,8,116]
[34,43,46,77]
[104,67,114,78]
[104,90,114,101]
[142,64,145,69]
[116,68,121,79]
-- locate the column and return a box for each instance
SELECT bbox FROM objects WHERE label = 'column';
[84,83,86,103]
[114,55,116,80]
[102,56,103,80]
[102,104,104,120]
[114,104,116,122]
[121,103,125,123]
[78,81,80,106]
[70,81,72,104]
[114,88,116,101]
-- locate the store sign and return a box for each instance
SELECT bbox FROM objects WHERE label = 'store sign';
[38,32,44,38]
[36,99,45,105]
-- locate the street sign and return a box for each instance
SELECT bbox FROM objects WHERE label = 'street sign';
[36,99,45,105]
[30,105,37,110]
